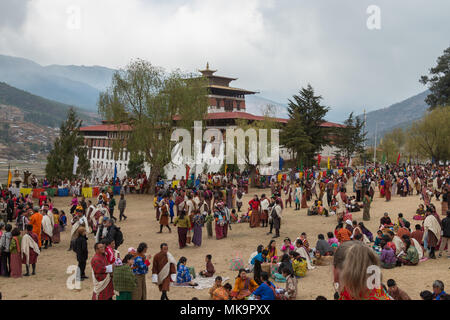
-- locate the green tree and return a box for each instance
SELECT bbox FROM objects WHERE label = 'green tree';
[126,154,145,178]
[45,108,91,180]
[281,84,329,167]
[98,59,208,194]
[378,133,400,164]
[420,46,450,109]
[334,112,366,161]
[233,104,282,187]
[406,107,450,163]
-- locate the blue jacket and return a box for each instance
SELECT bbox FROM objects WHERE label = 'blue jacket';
[253,282,276,300]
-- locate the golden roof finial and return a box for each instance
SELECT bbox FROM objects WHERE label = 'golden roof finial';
[206,62,210,70]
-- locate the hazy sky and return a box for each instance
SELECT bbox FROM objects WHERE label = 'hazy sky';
[0,0,449,120]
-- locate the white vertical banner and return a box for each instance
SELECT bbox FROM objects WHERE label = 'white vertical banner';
[73,155,79,175]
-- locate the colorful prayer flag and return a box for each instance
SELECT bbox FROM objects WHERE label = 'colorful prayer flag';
[327,157,330,169]
[396,153,401,166]
[185,164,190,179]
[73,155,79,175]
[7,164,12,188]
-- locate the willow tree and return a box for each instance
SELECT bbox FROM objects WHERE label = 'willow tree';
[98,59,208,193]
[407,107,450,163]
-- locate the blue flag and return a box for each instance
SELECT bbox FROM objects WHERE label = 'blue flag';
[113,163,117,184]
[279,156,284,171]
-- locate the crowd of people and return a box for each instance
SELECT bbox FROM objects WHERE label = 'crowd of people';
[0,162,448,300]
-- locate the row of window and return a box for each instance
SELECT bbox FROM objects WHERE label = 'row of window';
[88,148,129,161]
[91,161,127,172]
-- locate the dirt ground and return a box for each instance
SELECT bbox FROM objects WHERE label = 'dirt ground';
[0,185,449,300]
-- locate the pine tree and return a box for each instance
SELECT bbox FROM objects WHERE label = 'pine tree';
[420,46,450,109]
[45,108,90,181]
[281,84,329,167]
[334,112,366,161]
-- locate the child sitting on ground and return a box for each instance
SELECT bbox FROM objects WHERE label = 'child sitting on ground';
[199,254,215,277]
[209,276,222,298]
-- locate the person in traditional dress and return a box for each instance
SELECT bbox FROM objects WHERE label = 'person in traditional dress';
[362,191,371,221]
[51,208,60,244]
[191,210,204,247]
[113,253,137,300]
[157,196,171,234]
[91,242,114,300]
[176,256,198,286]
[41,209,53,249]
[230,269,259,300]
[284,184,293,208]
[441,187,449,217]
[21,224,40,276]
[0,223,11,276]
[397,238,419,266]
[423,210,441,259]
[9,228,22,278]
[294,183,302,211]
[301,182,308,209]
[260,194,270,228]
[173,210,191,249]
[131,242,150,300]
[212,283,232,300]
[199,254,215,277]
[385,177,392,202]
[152,243,177,300]
[213,202,225,240]
[71,206,90,251]
[335,188,347,223]
[29,206,43,249]
[272,199,282,239]
[249,195,260,228]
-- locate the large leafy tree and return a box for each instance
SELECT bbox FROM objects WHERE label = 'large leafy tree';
[420,46,450,109]
[45,108,90,181]
[126,153,145,178]
[233,104,282,186]
[334,112,366,162]
[98,59,208,194]
[281,84,329,167]
[406,107,450,163]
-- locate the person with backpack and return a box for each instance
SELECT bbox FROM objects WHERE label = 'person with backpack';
[96,218,123,250]
[16,209,30,234]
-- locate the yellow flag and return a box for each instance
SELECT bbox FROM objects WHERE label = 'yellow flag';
[224,164,228,175]
[327,157,330,169]
[7,165,12,187]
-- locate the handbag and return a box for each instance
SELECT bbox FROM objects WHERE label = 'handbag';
[186,229,192,244]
